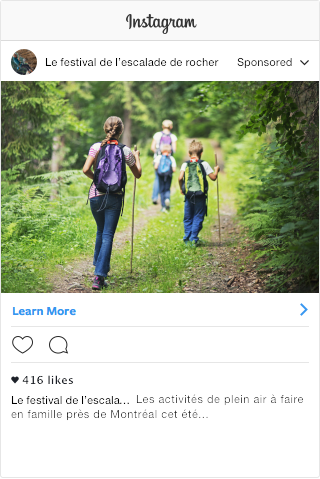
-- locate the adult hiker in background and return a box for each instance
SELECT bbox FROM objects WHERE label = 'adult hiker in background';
[151,119,177,205]
[83,116,142,291]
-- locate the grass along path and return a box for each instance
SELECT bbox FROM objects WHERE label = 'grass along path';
[2,147,164,293]
[9,138,269,294]
[51,203,160,293]
[48,139,268,294]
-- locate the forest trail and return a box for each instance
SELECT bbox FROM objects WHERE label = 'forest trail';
[50,141,267,294]
[50,204,160,293]
[179,139,266,293]
[182,196,267,293]
[3,81,317,294]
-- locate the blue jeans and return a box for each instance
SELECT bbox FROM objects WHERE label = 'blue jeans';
[152,170,159,202]
[90,194,122,277]
[183,196,207,242]
[158,175,172,207]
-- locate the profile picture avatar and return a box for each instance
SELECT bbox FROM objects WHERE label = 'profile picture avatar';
[11,49,37,75]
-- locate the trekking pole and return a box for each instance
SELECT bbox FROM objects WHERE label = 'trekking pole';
[215,153,221,244]
[130,145,137,274]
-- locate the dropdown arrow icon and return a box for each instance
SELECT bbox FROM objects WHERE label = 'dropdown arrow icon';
[300,60,309,65]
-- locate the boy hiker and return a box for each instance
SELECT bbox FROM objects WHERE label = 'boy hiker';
[154,144,176,212]
[151,120,177,204]
[179,140,220,246]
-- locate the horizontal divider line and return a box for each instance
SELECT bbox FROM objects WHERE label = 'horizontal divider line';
[3,0,315,2]
[1,39,318,42]
[3,0,317,2]
[10,325,309,328]
[11,361,309,364]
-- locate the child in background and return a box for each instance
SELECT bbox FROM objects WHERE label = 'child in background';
[154,144,176,212]
[178,140,220,245]
[151,120,177,204]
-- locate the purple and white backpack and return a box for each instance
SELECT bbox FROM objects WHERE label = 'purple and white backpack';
[156,133,172,155]
[93,141,127,194]
[90,141,127,213]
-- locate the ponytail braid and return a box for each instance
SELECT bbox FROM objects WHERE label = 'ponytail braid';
[93,116,124,170]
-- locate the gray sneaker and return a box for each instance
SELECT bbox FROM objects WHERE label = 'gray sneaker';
[92,276,107,290]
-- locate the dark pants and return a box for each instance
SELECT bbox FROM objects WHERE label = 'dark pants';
[158,175,172,207]
[21,64,32,72]
[183,196,206,242]
[90,194,122,277]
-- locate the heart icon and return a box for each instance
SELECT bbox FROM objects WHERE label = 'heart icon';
[12,336,33,354]
[11,377,19,383]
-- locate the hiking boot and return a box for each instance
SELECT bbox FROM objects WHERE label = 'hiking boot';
[160,207,168,213]
[92,275,105,290]
[190,240,198,248]
[184,239,190,246]
[152,200,158,205]
[165,198,170,210]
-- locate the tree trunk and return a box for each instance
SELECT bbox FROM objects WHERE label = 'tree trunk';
[122,82,132,147]
[50,135,64,200]
[123,108,131,147]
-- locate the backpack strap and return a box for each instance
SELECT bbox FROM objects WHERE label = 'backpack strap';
[117,143,126,216]
[198,160,208,194]
[96,142,107,167]
[86,181,93,205]
[117,143,126,176]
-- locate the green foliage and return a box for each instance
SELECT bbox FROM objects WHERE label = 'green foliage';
[222,82,319,291]
[189,81,263,141]
[64,81,198,167]
[1,82,88,173]
[1,146,156,293]
[2,81,318,293]
[237,82,318,159]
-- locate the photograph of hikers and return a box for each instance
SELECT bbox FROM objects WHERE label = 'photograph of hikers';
[1,81,319,294]
[11,49,37,75]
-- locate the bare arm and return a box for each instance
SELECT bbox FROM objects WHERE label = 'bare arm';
[83,155,95,180]
[151,139,156,153]
[172,140,177,153]
[129,150,142,179]
[178,170,184,194]
[208,166,220,181]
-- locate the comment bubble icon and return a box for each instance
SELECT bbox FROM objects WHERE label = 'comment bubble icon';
[49,336,68,354]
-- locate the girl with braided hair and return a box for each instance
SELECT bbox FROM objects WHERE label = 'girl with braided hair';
[83,116,142,290]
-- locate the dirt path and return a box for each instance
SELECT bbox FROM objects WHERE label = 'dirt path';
[51,141,266,294]
[182,196,267,293]
[181,139,267,293]
[50,204,159,293]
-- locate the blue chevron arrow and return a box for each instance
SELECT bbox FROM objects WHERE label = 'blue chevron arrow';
[300,303,308,316]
